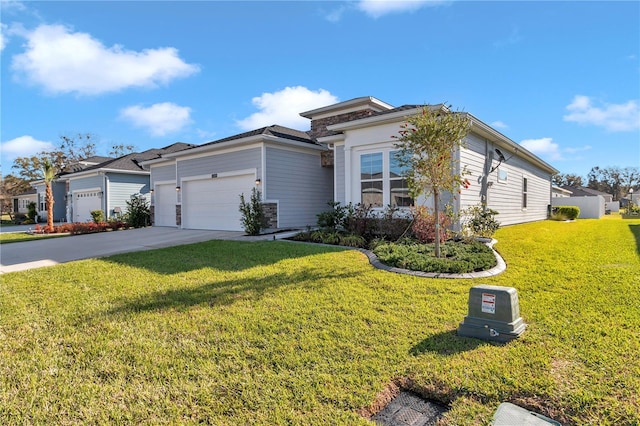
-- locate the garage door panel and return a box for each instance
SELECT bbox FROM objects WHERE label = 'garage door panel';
[183,175,255,231]
[74,191,101,222]
[154,184,176,227]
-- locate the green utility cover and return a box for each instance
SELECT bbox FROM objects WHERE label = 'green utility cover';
[458,285,526,342]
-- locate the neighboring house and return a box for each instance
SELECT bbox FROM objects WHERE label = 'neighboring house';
[12,189,37,215]
[141,126,333,231]
[31,156,113,223]
[59,144,193,223]
[302,97,559,226]
[146,96,558,232]
[552,185,607,218]
[552,186,572,198]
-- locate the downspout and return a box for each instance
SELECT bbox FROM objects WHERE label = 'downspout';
[481,139,493,211]
[103,173,109,219]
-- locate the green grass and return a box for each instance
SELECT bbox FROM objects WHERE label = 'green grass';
[1,216,639,425]
[0,232,70,244]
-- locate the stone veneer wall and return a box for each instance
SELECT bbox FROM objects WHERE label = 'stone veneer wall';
[309,109,377,140]
[262,202,278,229]
[176,205,181,226]
[149,206,155,226]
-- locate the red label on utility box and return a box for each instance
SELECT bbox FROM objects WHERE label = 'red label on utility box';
[482,293,496,314]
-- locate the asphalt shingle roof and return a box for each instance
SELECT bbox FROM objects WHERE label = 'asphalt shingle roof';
[197,125,315,148]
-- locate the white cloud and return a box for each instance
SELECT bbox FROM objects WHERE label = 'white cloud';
[520,137,562,161]
[0,135,55,164]
[563,95,640,132]
[120,102,192,137]
[491,120,508,129]
[324,5,347,23]
[357,0,448,18]
[236,86,339,131]
[11,24,199,95]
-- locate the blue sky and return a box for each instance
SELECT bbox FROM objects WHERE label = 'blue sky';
[1,0,639,180]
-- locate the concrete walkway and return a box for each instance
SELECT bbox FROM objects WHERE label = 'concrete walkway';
[0,227,287,274]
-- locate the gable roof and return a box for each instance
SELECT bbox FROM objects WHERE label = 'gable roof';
[198,125,315,147]
[561,185,611,197]
[60,143,195,177]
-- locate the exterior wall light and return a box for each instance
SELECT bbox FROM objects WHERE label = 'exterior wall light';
[255,179,261,185]
[175,186,181,192]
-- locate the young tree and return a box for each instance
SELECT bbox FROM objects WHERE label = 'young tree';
[0,174,32,220]
[553,173,584,187]
[42,158,56,232]
[393,105,471,257]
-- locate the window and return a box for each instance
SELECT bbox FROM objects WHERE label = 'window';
[522,177,528,209]
[359,150,414,208]
[360,152,383,207]
[389,151,413,207]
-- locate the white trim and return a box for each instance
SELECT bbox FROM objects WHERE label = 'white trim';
[261,144,267,199]
[173,142,263,163]
[180,168,257,183]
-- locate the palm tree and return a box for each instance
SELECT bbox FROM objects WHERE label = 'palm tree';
[42,158,56,232]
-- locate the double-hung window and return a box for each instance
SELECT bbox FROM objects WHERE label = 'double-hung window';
[360,152,383,207]
[389,151,413,207]
[522,177,528,209]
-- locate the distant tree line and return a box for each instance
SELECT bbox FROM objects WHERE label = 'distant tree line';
[554,166,639,201]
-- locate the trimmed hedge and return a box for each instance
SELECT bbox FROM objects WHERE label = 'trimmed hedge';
[552,206,580,220]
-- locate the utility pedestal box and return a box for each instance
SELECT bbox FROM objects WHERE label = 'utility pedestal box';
[458,284,526,343]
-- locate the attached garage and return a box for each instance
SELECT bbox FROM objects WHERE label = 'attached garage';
[74,190,102,222]
[182,172,256,231]
[154,183,177,227]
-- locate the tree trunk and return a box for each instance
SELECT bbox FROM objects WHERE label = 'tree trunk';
[45,182,54,232]
[434,190,441,258]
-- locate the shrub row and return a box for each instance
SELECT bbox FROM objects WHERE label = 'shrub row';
[33,221,129,235]
[551,206,580,221]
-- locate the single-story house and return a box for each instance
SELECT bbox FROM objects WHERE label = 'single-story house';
[12,188,37,215]
[59,144,193,223]
[552,186,572,198]
[145,96,558,232]
[31,156,113,223]
[552,185,609,218]
[302,97,559,226]
[141,126,333,231]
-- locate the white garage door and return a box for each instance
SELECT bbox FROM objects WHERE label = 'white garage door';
[74,190,102,222]
[182,174,255,231]
[154,183,177,227]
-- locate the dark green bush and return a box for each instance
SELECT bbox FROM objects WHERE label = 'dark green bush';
[373,240,496,274]
[239,188,266,235]
[27,202,37,222]
[316,201,347,231]
[462,204,500,238]
[552,206,580,220]
[125,194,151,228]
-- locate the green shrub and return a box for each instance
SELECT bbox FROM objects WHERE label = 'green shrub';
[462,204,500,238]
[373,240,496,273]
[125,194,151,228]
[552,206,580,220]
[338,234,366,248]
[316,201,347,231]
[27,202,37,221]
[239,188,265,236]
[90,210,105,223]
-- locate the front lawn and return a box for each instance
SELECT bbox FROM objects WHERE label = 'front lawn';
[0,232,70,244]
[1,216,639,424]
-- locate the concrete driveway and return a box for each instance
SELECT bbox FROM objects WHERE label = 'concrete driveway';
[1,227,287,274]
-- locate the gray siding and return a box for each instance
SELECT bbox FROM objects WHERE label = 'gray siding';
[265,146,334,228]
[334,145,346,205]
[69,175,103,192]
[151,164,176,183]
[177,148,261,181]
[107,173,150,218]
[459,132,552,226]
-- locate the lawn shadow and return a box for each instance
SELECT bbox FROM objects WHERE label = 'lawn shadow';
[102,239,347,274]
[100,262,360,318]
[410,329,490,356]
[629,224,640,255]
